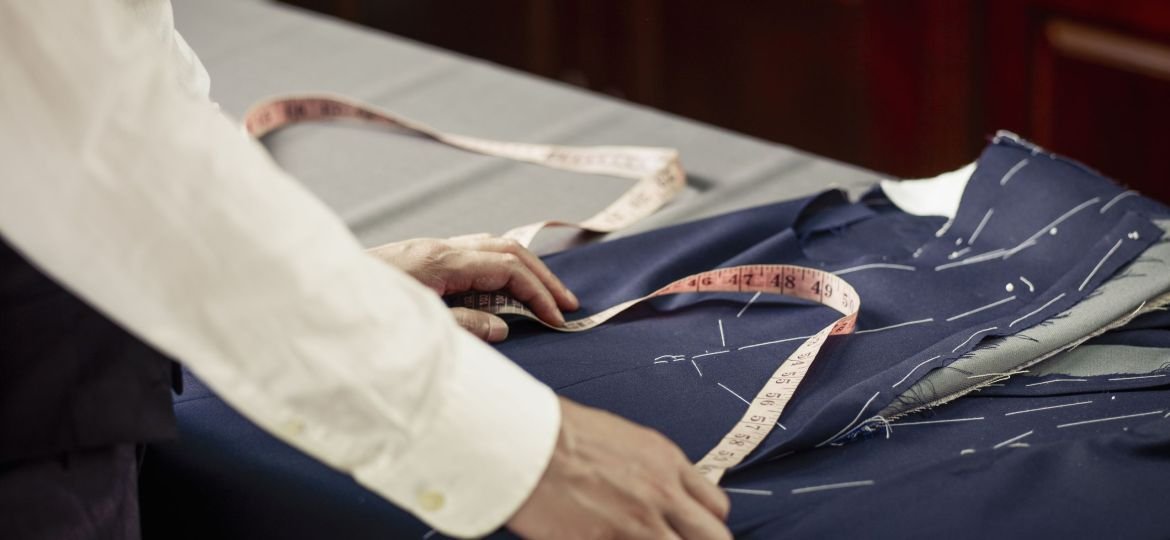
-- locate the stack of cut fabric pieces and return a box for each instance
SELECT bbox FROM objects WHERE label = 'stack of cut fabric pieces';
[141,133,1170,539]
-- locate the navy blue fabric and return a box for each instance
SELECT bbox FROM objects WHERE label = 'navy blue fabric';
[140,138,1170,538]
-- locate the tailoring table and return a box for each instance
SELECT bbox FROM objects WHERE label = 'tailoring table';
[142,1,1170,538]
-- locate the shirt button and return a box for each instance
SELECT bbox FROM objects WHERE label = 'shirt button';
[281,418,305,437]
[418,490,445,512]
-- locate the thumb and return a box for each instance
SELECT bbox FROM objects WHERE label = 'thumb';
[450,307,510,342]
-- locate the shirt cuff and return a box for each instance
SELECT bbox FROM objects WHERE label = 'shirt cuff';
[354,329,561,538]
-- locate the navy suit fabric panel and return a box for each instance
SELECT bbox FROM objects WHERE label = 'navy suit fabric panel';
[498,137,1164,469]
[141,138,1170,539]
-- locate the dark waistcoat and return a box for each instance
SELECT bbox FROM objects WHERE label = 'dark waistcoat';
[0,237,179,465]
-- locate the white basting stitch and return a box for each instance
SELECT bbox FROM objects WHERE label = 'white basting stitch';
[1099,190,1137,213]
[815,391,882,447]
[855,318,934,335]
[690,359,703,377]
[894,417,985,427]
[933,248,1008,271]
[1019,276,1034,292]
[736,291,761,318]
[952,327,998,353]
[422,530,437,539]
[831,263,917,275]
[993,430,1034,449]
[946,297,1016,322]
[969,208,995,244]
[718,319,726,347]
[1107,374,1167,381]
[1024,378,1087,387]
[999,158,1030,185]
[1007,197,1101,258]
[1008,443,1030,448]
[937,198,1101,271]
[948,247,972,260]
[717,382,751,406]
[1078,238,1124,291]
[724,488,773,496]
[791,480,875,495]
[891,355,942,387]
[1057,410,1166,428]
[738,334,816,351]
[967,370,1028,379]
[1005,400,1092,416]
[1009,293,1067,327]
[692,350,729,359]
[960,448,976,455]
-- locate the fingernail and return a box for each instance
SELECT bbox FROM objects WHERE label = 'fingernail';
[488,318,509,342]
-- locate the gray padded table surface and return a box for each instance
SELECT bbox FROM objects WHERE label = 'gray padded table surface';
[174,0,881,251]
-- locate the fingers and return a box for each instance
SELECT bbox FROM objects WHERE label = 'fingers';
[665,494,733,540]
[450,307,509,342]
[680,465,731,520]
[467,252,566,327]
[448,236,579,312]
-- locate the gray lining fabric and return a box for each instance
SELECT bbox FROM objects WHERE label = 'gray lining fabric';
[1028,345,1170,377]
[878,220,1170,420]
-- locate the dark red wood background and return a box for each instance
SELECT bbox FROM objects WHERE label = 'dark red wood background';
[278,0,1170,202]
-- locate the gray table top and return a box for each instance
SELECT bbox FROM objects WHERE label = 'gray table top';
[174,0,882,250]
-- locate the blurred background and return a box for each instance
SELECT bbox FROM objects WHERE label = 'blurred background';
[277,0,1170,203]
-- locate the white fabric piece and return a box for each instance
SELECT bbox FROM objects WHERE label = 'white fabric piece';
[881,161,976,219]
[0,1,558,537]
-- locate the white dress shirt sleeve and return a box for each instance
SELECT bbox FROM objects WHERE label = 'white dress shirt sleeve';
[0,1,560,537]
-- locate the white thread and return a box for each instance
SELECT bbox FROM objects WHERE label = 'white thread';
[933,248,1008,271]
[1057,410,1166,428]
[969,208,995,244]
[422,530,437,539]
[967,370,1027,379]
[1099,190,1137,213]
[949,247,972,260]
[1078,238,1124,291]
[952,327,998,353]
[1005,400,1093,416]
[831,263,917,275]
[1009,293,1067,327]
[960,448,976,455]
[1007,197,1101,258]
[815,391,882,447]
[937,198,1099,271]
[891,356,942,388]
[1008,443,1031,448]
[653,360,668,364]
[1005,283,1015,292]
[855,318,934,335]
[993,430,1034,449]
[1024,378,1087,387]
[894,417,985,427]
[736,291,762,318]
[1107,374,1167,381]
[791,480,875,494]
[717,382,751,406]
[718,319,726,347]
[724,488,773,496]
[1019,276,1034,292]
[946,296,1016,322]
[999,158,1029,185]
[691,359,703,377]
[692,350,729,359]
[738,334,815,351]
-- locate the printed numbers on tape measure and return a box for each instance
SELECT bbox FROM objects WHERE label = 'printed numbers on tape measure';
[445,264,861,484]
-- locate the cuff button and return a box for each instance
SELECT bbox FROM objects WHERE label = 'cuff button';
[418,490,445,512]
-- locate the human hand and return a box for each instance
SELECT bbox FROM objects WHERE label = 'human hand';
[368,234,578,341]
[507,398,732,540]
